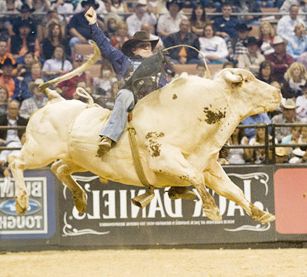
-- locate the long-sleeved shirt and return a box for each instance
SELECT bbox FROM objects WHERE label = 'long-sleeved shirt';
[286,34,307,59]
[276,15,305,42]
[199,36,228,61]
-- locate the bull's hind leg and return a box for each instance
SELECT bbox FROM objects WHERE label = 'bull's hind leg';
[9,149,55,215]
[51,160,87,214]
[204,162,275,224]
[146,142,221,221]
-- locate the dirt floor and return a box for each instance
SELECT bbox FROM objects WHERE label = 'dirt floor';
[1,248,307,277]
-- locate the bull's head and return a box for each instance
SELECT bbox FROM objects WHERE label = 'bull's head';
[215,68,281,117]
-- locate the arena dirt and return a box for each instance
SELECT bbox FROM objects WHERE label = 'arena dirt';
[1,248,307,277]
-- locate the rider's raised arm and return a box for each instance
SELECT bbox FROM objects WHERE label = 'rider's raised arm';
[85,8,131,77]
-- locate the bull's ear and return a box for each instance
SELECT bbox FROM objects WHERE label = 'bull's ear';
[223,70,243,84]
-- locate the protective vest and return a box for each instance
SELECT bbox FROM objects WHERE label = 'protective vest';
[123,51,168,100]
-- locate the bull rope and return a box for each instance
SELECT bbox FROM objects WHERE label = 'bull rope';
[127,122,153,191]
[162,44,211,78]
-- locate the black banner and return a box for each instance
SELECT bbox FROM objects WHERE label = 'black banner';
[59,166,276,247]
[0,169,59,251]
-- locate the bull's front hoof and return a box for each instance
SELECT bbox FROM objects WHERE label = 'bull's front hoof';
[204,207,222,221]
[73,190,88,214]
[168,187,197,201]
[15,191,29,215]
[250,204,276,224]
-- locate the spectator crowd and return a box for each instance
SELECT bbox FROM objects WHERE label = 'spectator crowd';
[0,0,305,172]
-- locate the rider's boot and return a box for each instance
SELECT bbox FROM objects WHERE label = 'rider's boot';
[97,136,112,157]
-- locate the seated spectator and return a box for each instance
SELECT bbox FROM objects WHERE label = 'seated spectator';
[141,23,164,51]
[190,3,207,37]
[42,22,70,61]
[286,23,307,60]
[226,127,248,164]
[67,0,104,52]
[42,45,73,81]
[126,0,157,37]
[265,36,295,83]
[0,0,22,13]
[257,61,273,84]
[241,113,271,139]
[10,21,40,59]
[296,83,307,121]
[0,131,25,177]
[104,14,124,38]
[6,3,38,37]
[58,53,89,99]
[281,125,301,146]
[283,62,307,98]
[16,51,37,78]
[109,0,128,13]
[164,19,202,65]
[272,98,301,142]
[31,0,51,13]
[258,21,275,55]
[213,3,239,40]
[275,147,291,163]
[199,23,228,64]
[0,38,15,66]
[147,0,167,15]
[157,0,187,39]
[244,125,273,164]
[110,21,129,49]
[227,23,251,64]
[23,61,43,84]
[276,4,305,42]
[237,36,265,75]
[235,0,261,25]
[297,52,307,68]
[0,58,16,98]
[50,0,74,18]
[0,86,8,115]
[0,100,28,146]
[75,0,106,14]
[289,126,307,163]
[19,78,48,119]
[40,8,66,39]
[93,66,116,96]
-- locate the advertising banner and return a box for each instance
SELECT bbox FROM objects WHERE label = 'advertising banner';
[274,166,307,240]
[59,166,276,247]
[0,169,58,250]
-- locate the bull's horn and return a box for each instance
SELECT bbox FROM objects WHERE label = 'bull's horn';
[223,70,242,83]
[39,40,101,92]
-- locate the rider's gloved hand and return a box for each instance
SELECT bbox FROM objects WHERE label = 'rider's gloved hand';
[85,7,97,25]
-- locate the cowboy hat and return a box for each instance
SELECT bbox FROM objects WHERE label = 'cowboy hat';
[18,4,35,13]
[122,31,159,56]
[236,23,252,32]
[243,36,262,47]
[81,0,99,10]
[281,98,297,109]
[272,35,285,45]
[275,147,291,157]
[166,0,184,10]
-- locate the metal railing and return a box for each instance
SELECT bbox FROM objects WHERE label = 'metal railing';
[0,123,307,164]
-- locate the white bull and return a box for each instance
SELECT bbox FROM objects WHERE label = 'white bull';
[9,68,281,223]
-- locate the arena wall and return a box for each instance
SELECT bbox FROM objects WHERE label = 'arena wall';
[0,166,306,251]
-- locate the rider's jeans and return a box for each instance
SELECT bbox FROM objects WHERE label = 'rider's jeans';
[100,89,135,142]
